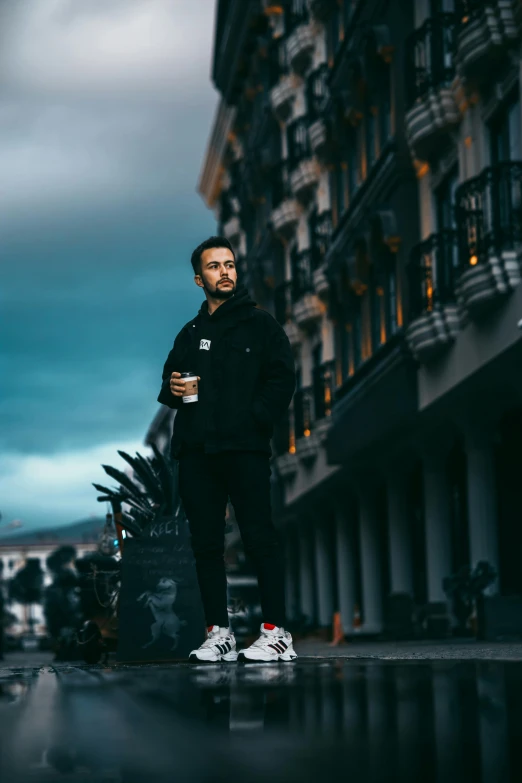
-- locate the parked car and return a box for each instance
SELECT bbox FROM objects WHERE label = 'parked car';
[227,575,262,642]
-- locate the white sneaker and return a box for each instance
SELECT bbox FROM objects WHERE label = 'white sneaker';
[238,623,297,662]
[189,626,238,663]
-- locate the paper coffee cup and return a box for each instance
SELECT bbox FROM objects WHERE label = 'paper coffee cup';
[180,372,198,403]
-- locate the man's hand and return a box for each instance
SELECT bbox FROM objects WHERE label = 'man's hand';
[169,372,200,398]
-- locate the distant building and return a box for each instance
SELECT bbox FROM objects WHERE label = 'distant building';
[195,0,522,636]
[0,518,103,636]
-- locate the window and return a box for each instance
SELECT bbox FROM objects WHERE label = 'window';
[490,93,522,164]
[327,5,343,65]
[435,166,459,230]
[430,0,455,13]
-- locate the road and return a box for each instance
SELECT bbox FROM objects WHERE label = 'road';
[1,650,521,782]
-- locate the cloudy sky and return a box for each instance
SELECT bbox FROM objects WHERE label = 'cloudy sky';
[0,0,219,533]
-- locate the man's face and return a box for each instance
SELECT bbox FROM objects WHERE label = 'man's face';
[196,247,238,299]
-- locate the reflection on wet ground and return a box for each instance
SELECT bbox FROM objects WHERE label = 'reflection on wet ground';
[1,658,521,782]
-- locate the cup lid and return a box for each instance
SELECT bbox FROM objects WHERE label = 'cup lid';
[180,371,196,378]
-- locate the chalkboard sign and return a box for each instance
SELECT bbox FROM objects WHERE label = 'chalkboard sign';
[117,521,205,663]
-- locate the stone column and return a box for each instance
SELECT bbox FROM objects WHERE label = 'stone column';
[432,667,462,780]
[334,507,357,635]
[298,526,316,626]
[314,522,335,628]
[358,488,383,633]
[423,447,453,602]
[465,427,499,586]
[386,468,414,595]
[476,664,509,781]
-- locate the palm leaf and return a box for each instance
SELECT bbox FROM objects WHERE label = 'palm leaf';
[119,450,163,503]
[101,465,145,499]
[150,443,177,515]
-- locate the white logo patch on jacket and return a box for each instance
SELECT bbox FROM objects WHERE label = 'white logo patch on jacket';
[199,339,211,350]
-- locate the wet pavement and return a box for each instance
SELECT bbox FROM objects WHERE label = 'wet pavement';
[1,655,521,782]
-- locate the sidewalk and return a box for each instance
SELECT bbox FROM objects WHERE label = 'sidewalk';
[293,637,522,661]
[2,639,522,670]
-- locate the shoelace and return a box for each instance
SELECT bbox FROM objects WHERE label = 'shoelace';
[252,631,285,649]
[201,633,233,649]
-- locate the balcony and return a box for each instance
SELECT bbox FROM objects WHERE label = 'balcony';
[306,64,332,161]
[284,321,302,349]
[406,231,460,363]
[313,265,330,298]
[404,14,460,162]
[455,0,519,85]
[312,360,335,443]
[287,115,320,201]
[222,215,241,244]
[273,412,298,479]
[286,23,316,75]
[293,293,324,328]
[271,199,301,238]
[293,387,319,462]
[275,451,299,478]
[270,162,301,238]
[456,161,522,315]
[291,247,325,327]
[311,208,333,282]
[326,334,418,464]
[308,118,329,159]
[270,75,298,122]
[275,281,303,349]
[290,158,320,201]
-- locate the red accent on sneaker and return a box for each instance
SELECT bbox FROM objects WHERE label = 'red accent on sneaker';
[263,623,276,630]
[207,625,216,632]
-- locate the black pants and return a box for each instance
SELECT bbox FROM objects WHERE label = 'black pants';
[178,450,286,628]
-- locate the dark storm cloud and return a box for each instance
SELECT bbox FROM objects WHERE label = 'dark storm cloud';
[0,0,220,530]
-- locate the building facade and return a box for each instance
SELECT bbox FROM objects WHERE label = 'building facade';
[197,0,522,635]
[0,521,101,636]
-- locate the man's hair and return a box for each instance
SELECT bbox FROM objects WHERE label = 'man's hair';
[190,236,236,275]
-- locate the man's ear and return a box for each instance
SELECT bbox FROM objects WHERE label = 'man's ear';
[194,275,203,289]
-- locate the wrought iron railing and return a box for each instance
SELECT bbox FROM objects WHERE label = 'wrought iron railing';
[407,230,458,320]
[455,161,522,271]
[312,360,336,420]
[274,281,293,325]
[405,13,457,108]
[455,0,487,24]
[287,115,311,170]
[306,63,330,120]
[290,248,315,301]
[293,386,314,439]
[311,209,333,267]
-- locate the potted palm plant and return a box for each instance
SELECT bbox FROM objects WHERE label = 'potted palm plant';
[92,443,205,662]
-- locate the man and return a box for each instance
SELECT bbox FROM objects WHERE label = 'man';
[157,236,297,663]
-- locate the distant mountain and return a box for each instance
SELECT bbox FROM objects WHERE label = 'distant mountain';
[0,517,106,546]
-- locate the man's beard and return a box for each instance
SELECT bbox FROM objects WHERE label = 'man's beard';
[203,278,236,300]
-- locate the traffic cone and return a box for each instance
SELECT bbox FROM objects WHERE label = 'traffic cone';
[352,603,362,633]
[329,611,346,646]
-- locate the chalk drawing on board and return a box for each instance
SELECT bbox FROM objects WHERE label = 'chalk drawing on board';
[137,577,187,650]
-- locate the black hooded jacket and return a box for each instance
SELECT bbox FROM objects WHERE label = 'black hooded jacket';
[157,285,296,459]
